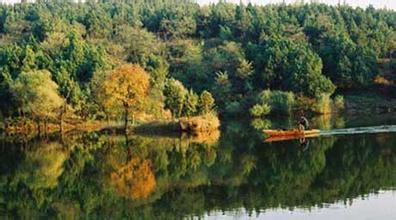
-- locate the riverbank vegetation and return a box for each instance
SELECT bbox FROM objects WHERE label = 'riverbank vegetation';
[0,0,394,133]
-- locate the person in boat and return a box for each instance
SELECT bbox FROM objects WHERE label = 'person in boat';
[299,137,310,151]
[298,116,309,131]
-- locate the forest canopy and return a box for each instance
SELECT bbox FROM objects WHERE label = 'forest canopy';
[0,0,394,121]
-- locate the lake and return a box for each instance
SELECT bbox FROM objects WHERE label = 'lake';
[0,113,396,219]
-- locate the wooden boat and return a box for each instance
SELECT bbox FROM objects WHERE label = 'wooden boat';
[263,129,320,142]
[264,132,320,142]
[263,129,320,137]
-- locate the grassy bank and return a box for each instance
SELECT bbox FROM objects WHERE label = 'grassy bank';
[2,113,221,137]
[134,113,220,135]
[3,118,109,136]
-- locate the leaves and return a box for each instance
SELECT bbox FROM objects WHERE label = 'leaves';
[12,70,64,119]
[199,90,215,114]
[163,78,187,118]
[100,64,150,119]
[111,158,156,200]
[0,1,393,118]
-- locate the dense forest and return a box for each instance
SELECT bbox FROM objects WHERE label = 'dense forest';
[0,0,395,128]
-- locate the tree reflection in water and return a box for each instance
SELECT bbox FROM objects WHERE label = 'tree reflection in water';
[110,158,156,200]
[0,119,395,218]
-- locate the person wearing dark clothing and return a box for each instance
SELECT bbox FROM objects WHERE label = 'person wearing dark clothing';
[299,137,310,151]
[298,116,309,131]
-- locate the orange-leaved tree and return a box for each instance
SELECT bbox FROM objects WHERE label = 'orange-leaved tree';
[110,158,156,200]
[100,64,150,131]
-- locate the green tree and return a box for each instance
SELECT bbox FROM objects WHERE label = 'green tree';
[21,45,37,72]
[248,38,335,97]
[183,89,199,117]
[115,25,162,66]
[255,90,295,115]
[236,59,253,79]
[198,90,215,114]
[163,78,187,119]
[12,70,64,123]
[0,1,394,120]
[249,104,271,118]
[319,34,377,88]
[147,56,169,90]
[167,39,206,90]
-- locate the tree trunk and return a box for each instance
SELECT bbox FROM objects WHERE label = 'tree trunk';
[177,103,184,119]
[36,119,41,136]
[124,105,129,134]
[44,118,48,135]
[125,134,130,158]
[4,117,9,133]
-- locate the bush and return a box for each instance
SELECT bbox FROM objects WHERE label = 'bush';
[250,118,272,130]
[249,104,271,118]
[334,95,345,110]
[297,94,343,114]
[257,90,295,115]
[312,94,332,114]
[179,113,220,133]
[198,90,215,114]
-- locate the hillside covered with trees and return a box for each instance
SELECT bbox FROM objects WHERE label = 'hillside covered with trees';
[0,0,395,130]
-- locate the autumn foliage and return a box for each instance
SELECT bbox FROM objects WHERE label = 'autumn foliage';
[110,158,156,200]
[100,64,150,128]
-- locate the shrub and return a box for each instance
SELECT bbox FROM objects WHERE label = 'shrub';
[198,90,215,114]
[334,95,345,110]
[249,104,271,118]
[179,113,220,133]
[257,90,295,115]
[374,75,392,86]
[183,89,199,117]
[312,94,332,114]
[250,118,272,130]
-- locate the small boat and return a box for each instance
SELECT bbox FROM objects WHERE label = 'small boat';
[263,129,320,137]
[263,129,320,142]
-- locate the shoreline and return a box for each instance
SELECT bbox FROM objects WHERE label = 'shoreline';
[1,113,221,137]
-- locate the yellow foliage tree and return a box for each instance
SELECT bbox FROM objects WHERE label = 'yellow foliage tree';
[100,64,150,131]
[110,158,156,200]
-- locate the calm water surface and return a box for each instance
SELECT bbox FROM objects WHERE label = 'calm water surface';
[0,113,396,219]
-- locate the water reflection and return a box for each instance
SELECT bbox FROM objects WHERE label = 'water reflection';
[11,142,68,190]
[110,157,156,200]
[0,115,395,218]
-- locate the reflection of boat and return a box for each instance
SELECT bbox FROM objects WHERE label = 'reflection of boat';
[263,129,320,143]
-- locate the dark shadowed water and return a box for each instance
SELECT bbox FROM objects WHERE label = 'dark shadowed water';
[0,113,396,219]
